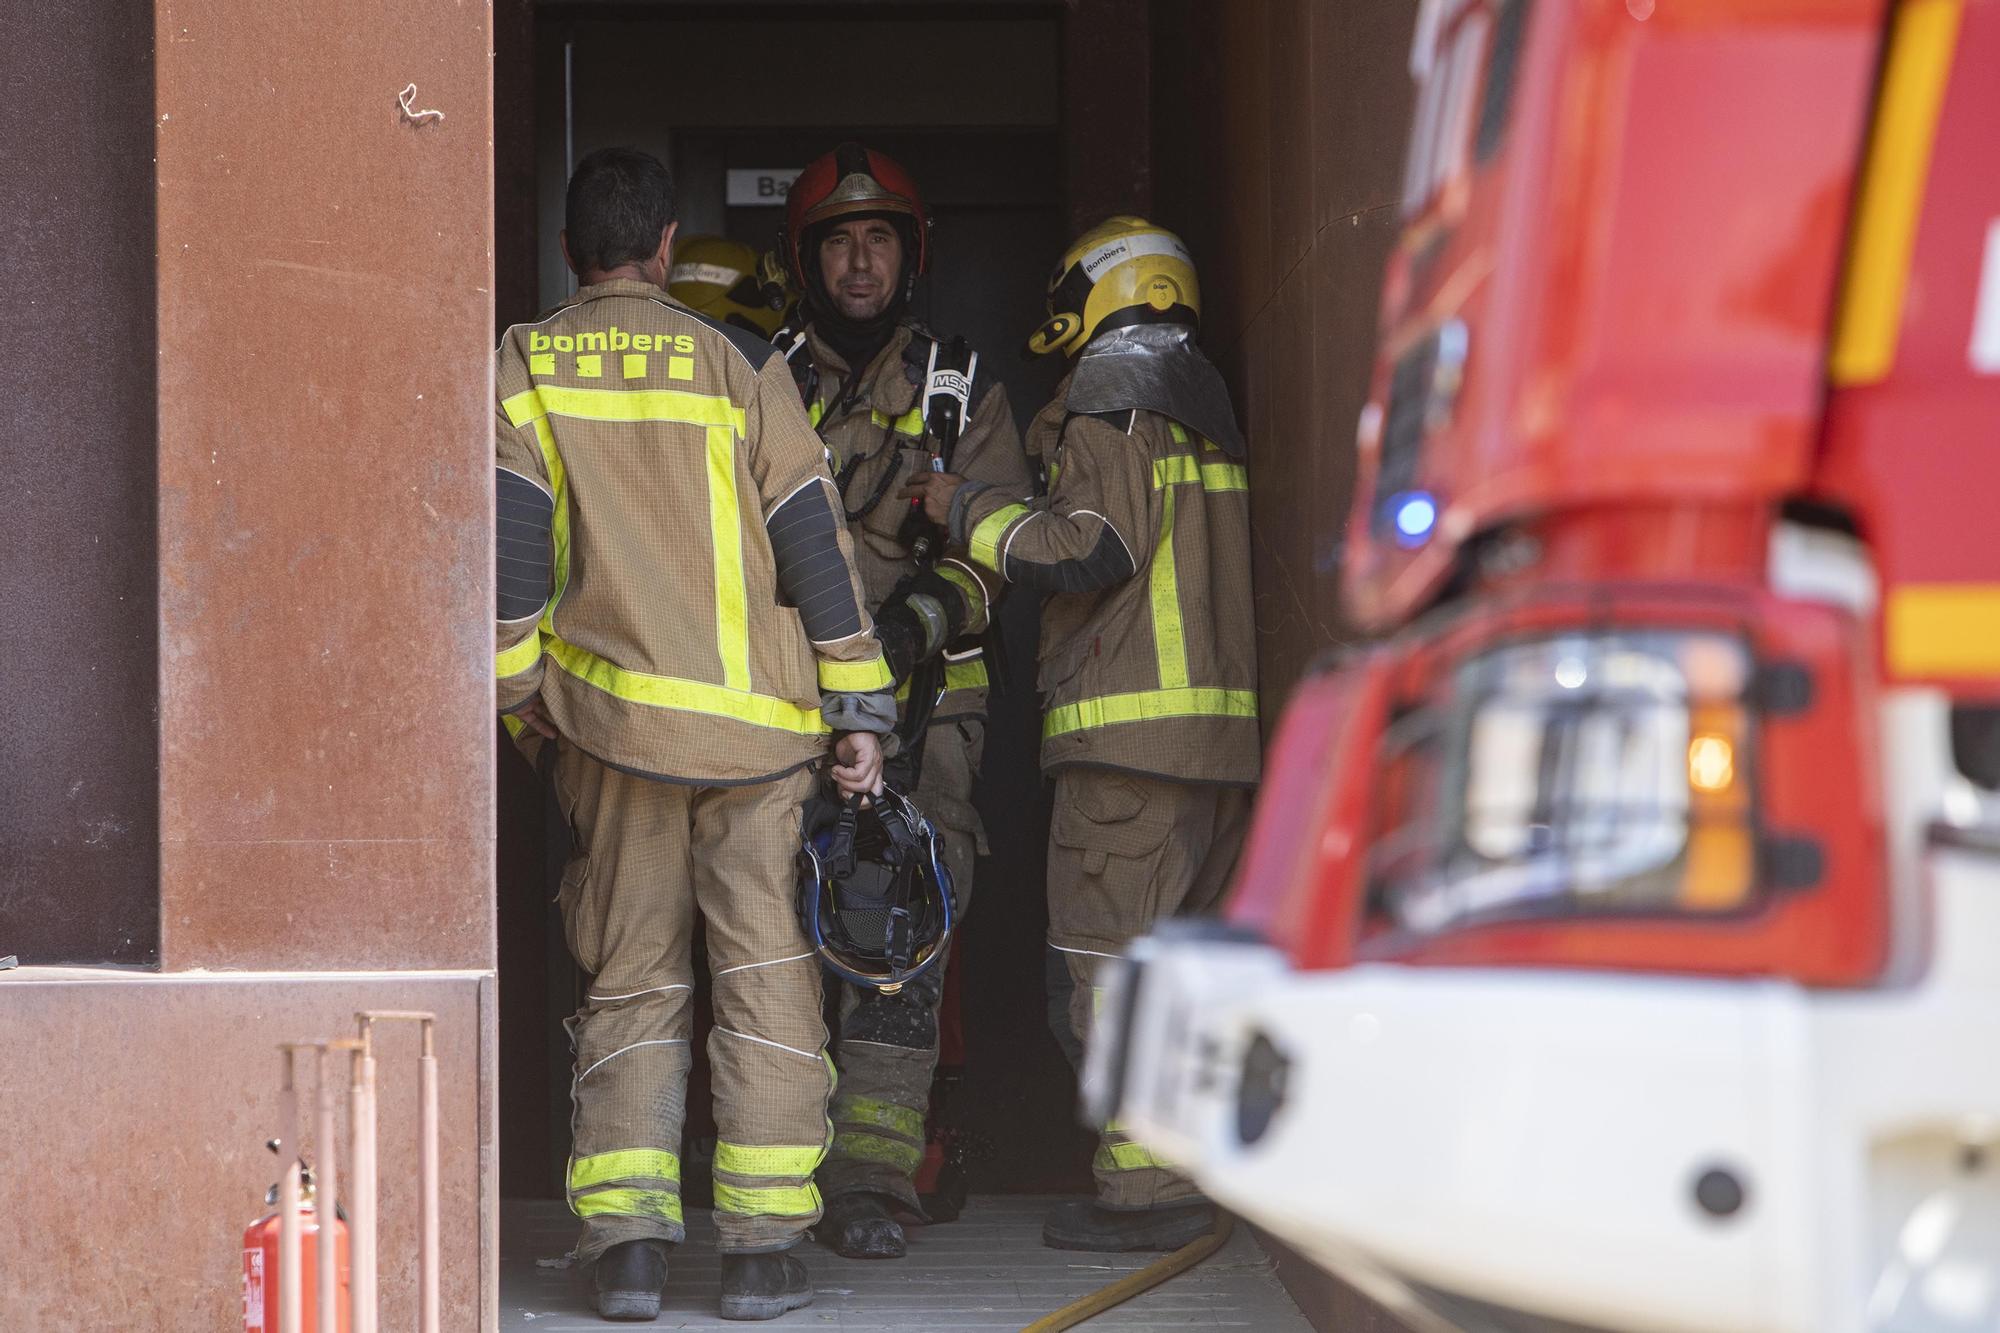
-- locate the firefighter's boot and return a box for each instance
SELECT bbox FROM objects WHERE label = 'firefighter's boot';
[1040,1199,1217,1253]
[718,1248,814,1322]
[590,1238,669,1321]
[818,1190,906,1259]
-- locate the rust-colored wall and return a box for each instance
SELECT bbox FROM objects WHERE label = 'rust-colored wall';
[0,0,161,964]
[153,0,496,971]
[1151,0,1418,718]
[0,970,493,1331]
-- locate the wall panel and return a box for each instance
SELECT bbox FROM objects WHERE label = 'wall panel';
[0,0,161,965]
[1154,0,1417,717]
[152,0,496,971]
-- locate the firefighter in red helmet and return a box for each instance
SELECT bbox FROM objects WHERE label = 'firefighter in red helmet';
[776,142,1032,1261]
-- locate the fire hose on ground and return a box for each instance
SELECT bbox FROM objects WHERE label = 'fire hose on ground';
[1021,1212,1237,1332]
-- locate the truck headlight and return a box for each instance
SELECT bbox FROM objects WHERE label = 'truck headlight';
[1370,630,1756,934]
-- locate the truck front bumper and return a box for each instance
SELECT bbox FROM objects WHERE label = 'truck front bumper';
[1092,850,2000,1333]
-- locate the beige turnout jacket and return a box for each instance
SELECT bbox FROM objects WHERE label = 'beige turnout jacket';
[951,375,1259,786]
[496,278,890,785]
[792,321,1030,722]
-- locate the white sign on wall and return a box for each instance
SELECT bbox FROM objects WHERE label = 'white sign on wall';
[726,169,803,207]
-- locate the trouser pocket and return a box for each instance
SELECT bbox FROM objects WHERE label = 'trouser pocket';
[1045,773,1174,954]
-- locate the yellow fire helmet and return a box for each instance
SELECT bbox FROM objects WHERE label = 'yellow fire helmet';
[667,235,789,338]
[1027,215,1201,357]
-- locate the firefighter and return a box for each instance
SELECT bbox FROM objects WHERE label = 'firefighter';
[776,141,1033,1260]
[902,216,1260,1252]
[495,147,893,1322]
[666,234,792,338]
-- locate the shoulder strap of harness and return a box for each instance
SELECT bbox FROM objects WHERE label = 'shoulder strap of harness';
[777,327,817,407]
[904,332,978,456]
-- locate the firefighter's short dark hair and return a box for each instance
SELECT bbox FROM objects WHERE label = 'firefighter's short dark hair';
[565,147,676,274]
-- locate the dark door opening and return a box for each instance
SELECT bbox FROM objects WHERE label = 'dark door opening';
[495,1,1096,1208]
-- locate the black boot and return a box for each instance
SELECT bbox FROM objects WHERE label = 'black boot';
[718,1248,814,1322]
[1041,1199,1217,1252]
[589,1239,669,1321]
[817,1191,907,1259]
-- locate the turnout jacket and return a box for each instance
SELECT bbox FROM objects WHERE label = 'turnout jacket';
[496,279,891,785]
[787,321,1032,723]
[949,372,1260,786]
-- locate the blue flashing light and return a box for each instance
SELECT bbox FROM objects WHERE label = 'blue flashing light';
[1389,491,1438,547]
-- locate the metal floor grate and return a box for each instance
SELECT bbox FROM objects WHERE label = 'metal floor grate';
[501,1195,1315,1330]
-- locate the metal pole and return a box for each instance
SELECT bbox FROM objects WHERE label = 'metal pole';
[350,1037,378,1333]
[418,1018,441,1333]
[278,1048,303,1333]
[314,1045,340,1331]
[358,1009,439,1331]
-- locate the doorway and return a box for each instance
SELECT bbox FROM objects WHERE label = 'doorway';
[495,0,1090,1209]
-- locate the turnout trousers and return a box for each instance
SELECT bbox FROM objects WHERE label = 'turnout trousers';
[817,718,986,1213]
[1045,768,1251,1210]
[552,740,834,1261]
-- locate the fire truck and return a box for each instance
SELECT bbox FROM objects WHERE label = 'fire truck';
[1089,0,2000,1328]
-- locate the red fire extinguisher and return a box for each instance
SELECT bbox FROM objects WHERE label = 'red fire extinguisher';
[243,1163,351,1333]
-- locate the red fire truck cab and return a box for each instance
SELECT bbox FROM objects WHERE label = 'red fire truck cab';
[1093,1,2000,1328]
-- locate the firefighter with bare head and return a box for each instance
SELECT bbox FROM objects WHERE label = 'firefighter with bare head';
[494,146,893,1321]
[774,142,1033,1261]
[902,216,1260,1252]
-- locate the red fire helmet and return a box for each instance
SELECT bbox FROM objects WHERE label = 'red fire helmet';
[782,142,931,295]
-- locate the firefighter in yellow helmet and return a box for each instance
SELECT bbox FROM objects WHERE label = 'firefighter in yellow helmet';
[666,235,792,338]
[496,148,894,1321]
[776,142,1034,1261]
[903,216,1259,1252]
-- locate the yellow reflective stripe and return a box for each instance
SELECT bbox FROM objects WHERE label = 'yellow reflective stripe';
[1047,461,1063,489]
[496,632,543,679]
[935,563,984,616]
[1829,0,1964,385]
[705,425,752,691]
[1168,423,1189,444]
[1094,1140,1171,1173]
[535,415,571,631]
[573,1187,684,1223]
[1886,583,2000,676]
[500,390,571,632]
[713,1141,828,1179]
[522,384,747,434]
[944,658,989,692]
[1151,453,1245,492]
[871,406,925,437]
[818,655,893,692]
[1151,485,1188,689]
[808,399,826,427]
[712,1180,822,1218]
[831,1095,926,1141]
[545,635,830,734]
[831,1131,924,1171]
[570,1148,682,1191]
[1044,687,1259,739]
[969,502,1031,570]
[502,388,545,428]
[502,713,526,740]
